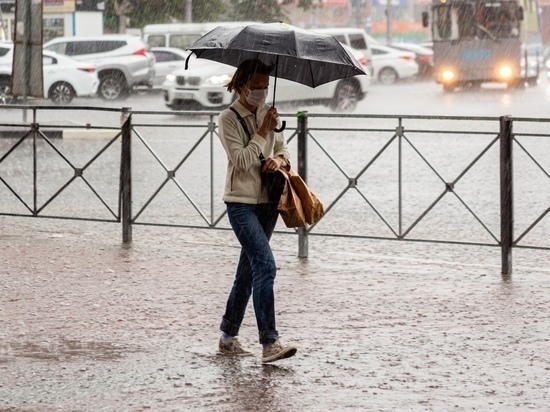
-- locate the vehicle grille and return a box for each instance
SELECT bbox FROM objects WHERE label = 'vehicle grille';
[208,92,223,104]
[176,76,201,86]
[187,77,201,86]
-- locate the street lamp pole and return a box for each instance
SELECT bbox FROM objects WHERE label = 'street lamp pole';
[386,0,393,44]
[185,0,192,23]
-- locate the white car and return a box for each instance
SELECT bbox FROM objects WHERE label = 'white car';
[150,47,190,87]
[162,45,370,112]
[369,44,419,85]
[0,44,99,104]
[44,35,155,100]
[0,42,12,66]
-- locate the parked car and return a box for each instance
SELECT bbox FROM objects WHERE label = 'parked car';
[369,44,419,84]
[312,27,376,76]
[44,35,155,100]
[0,42,12,66]
[0,45,99,104]
[150,47,190,87]
[386,42,434,78]
[162,44,370,112]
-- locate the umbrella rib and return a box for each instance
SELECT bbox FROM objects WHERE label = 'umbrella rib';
[309,62,315,88]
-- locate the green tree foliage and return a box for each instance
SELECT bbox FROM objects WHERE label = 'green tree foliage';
[226,0,286,23]
[192,1,231,22]
[293,0,313,9]
[104,0,228,31]
[104,0,313,31]
[128,0,187,27]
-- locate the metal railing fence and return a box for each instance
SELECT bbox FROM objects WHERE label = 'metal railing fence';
[1,105,549,278]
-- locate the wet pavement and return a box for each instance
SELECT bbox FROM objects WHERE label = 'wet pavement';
[1,218,549,411]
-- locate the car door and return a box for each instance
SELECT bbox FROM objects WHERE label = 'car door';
[271,78,321,104]
[370,47,390,77]
[41,54,59,95]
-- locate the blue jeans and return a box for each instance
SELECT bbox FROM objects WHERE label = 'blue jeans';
[221,202,279,345]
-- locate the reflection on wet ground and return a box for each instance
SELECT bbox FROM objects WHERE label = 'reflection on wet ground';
[214,356,296,411]
[4,337,134,362]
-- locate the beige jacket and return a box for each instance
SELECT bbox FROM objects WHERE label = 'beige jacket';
[218,100,290,204]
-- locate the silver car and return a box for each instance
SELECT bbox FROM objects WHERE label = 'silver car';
[44,35,155,100]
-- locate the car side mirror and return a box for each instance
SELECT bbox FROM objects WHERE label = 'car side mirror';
[518,6,524,21]
[422,12,429,28]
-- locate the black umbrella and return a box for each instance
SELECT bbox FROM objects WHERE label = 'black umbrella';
[186,22,367,130]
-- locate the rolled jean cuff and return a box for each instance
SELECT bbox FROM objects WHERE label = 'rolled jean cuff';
[259,330,279,345]
[220,317,240,337]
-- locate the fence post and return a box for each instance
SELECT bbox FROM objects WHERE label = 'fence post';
[500,116,513,278]
[32,108,38,215]
[120,108,132,244]
[297,111,308,258]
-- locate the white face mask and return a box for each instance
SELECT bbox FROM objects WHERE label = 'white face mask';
[244,88,268,107]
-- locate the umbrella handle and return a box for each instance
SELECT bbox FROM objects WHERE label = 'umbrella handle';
[274,121,286,133]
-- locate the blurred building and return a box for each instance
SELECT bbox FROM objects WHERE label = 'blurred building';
[541,0,550,44]
[281,0,355,28]
[0,0,104,42]
[281,0,429,41]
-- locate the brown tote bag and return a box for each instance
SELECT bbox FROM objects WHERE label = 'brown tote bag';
[277,168,324,228]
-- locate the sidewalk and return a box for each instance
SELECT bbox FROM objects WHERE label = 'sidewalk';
[1,218,549,411]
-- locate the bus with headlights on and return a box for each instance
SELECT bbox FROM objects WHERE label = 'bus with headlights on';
[422,0,542,91]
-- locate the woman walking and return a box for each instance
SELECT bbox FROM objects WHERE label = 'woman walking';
[217,58,297,363]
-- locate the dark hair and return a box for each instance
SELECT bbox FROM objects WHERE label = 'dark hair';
[226,58,274,94]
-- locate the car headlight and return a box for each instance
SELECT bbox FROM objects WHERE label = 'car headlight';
[499,66,513,79]
[441,70,455,82]
[165,74,176,83]
[206,74,232,85]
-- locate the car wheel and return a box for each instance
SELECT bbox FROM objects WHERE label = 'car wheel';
[330,80,359,112]
[0,79,14,104]
[99,73,128,100]
[49,82,75,104]
[378,67,399,85]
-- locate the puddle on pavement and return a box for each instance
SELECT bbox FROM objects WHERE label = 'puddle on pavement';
[4,336,136,362]
[209,356,297,410]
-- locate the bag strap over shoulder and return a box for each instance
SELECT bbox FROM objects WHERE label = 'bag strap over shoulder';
[230,106,267,162]
[229,107,251,140]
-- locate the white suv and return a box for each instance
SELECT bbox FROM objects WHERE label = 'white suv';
[313,28,376,77]
[44,35,155,100]
[162,45,370,112]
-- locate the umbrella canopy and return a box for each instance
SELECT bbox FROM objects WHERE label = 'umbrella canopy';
[187,22,366,89]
